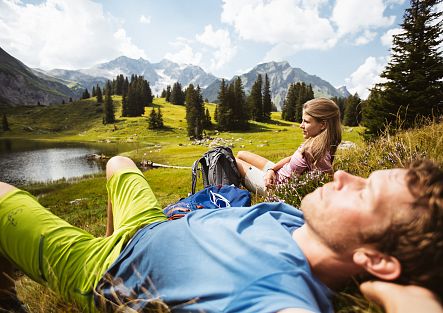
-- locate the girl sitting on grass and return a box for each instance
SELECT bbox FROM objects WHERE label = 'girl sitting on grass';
[236,98,342,195]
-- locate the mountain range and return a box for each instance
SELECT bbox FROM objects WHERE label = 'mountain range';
[0,47,76,106]
[0,47,351,109]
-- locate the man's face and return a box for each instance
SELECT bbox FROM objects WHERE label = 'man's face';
[301,169,415,253]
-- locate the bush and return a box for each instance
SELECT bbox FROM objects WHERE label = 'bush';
[266,170,331,208]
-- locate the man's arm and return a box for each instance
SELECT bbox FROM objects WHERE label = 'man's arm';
[360,281,443,313]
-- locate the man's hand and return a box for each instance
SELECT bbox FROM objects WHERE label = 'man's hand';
[360,281,443,313]
[264,170,276,187]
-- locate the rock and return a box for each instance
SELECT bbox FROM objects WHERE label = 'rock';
[69,198,87,205]
[338,141,357,150]
[86,153,109,160]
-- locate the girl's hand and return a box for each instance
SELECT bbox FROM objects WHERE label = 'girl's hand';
[264,170,276,187]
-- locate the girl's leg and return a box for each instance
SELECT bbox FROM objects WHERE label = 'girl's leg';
[235,155,275,196]
[236,151,271,170]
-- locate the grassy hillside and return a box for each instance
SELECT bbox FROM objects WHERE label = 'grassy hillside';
[1,96,363,166]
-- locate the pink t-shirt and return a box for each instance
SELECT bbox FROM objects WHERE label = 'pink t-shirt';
[276,145,332,183]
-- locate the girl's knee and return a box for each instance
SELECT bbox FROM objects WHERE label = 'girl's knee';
[237,150,247,160]
[106,156,137,180]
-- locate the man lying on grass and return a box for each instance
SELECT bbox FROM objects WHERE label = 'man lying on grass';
[0,156,442,313]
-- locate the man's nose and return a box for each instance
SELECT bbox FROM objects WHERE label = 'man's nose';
[333,170,357,190]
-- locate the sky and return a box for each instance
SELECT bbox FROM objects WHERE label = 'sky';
[0,0,418,99]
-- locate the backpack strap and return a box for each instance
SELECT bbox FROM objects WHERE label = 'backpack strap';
[191,158,202,195]
[191,156,210,194]
[218,147,241,179]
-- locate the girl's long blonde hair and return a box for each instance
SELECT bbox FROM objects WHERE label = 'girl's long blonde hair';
[301,98,342,165]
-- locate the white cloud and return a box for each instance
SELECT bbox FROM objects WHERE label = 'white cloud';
[164,38,202,65]
[380,27,403,47]
[196,25,237,70]
[0,0,146,69]
[345,56,388,99]
[139,14,151,24]
[354,30,377,45]
[332,0,395,36]
[113,28,146,59]
[221,0,337,52]
[221,0,398,60]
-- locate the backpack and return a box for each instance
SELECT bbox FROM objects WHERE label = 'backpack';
[191,146,242,194]
[163,185,251,220]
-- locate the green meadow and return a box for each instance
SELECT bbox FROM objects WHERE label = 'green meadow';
[2,97,442,312]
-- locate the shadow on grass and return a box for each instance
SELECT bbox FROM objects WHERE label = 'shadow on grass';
[240,120,294,133]
[267,119,294,127]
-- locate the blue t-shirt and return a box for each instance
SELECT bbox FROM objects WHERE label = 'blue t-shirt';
[95,202,333,313]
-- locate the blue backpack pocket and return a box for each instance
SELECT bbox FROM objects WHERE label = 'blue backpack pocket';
[163,185,251,220]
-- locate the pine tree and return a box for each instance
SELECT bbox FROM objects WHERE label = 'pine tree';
[262,74,272,120]
[294,83,314,122]
[91,86,96,97]
[282,83,297,122]
[217,79,229,130]
[343,94,362,126]
[82,88,90,99]
[331,96,346,122]
[69,97,73,103]
[121,90,128,117]
[161,89,167,98]
[170,82,185,105]
[123,77,129,96]
[294,83,304,123]
[363,0,443,134]
[2,113,10,131]
[156,107,164,128]
[103,81,115,124]
[115,74,124,95]
[148,107,157,129]
[233,77,249,130]
[248,74,263,121]
[203,107,212,129]
[126,81,137,116]
[214,106,219,122]
[225,82,235,130]
[122,75,150,117]
[185,84,205,138]
[165,85,171,102]
[185,84,197,137]
[96,85,103,103]
[145,80,153,105]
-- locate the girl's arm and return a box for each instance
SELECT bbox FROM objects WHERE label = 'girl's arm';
[264,156,292,187]
[272,156,292,171]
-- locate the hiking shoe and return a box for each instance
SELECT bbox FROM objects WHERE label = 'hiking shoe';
[0,296,28,313]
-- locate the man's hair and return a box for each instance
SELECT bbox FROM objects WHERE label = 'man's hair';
[365,159,443,298]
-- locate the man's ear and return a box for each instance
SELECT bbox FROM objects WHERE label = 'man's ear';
[353,248,401,281]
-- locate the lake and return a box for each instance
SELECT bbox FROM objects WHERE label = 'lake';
[0,139,138,185]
